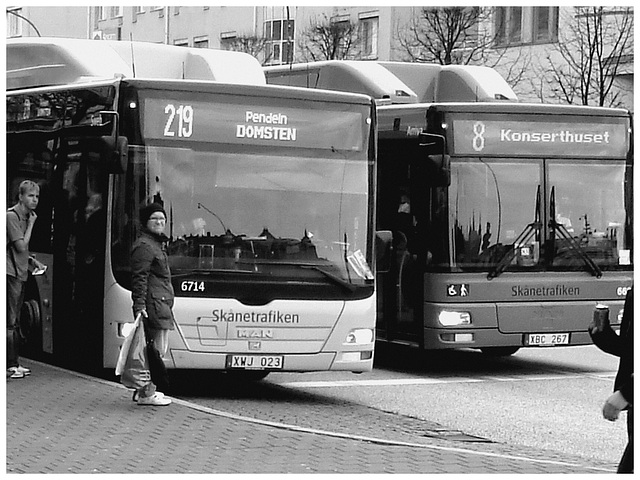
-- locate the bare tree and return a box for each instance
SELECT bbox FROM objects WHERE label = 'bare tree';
[298,14,358,61]
[396,6,530,87]
[223,34,272,65]
[539,6,633,107]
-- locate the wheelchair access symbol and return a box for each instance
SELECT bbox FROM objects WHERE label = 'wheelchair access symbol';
[447,284,469,297]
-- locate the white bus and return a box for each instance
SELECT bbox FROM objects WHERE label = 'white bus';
[7,38,380,378]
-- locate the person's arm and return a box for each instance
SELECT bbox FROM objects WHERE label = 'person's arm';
[618,375,634,406]
[603,375,633,422]
[589,324,622,357]
[12,211,37,254]
[131,242,154,319]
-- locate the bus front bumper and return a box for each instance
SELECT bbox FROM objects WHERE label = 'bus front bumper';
[167,349,374,372]
[422,328,594,350]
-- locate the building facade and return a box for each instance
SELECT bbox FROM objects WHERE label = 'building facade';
[6,5,634,110]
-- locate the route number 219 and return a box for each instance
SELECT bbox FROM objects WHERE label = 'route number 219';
[164,104,194,138]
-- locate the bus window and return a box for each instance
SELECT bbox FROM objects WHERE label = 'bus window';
[6,143,55,255]
[549,160,630,269]
[447,159,541,271]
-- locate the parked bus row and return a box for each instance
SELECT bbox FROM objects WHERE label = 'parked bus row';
[6,39,632,382]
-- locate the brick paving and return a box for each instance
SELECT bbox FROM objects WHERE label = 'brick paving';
[6,361,616,474]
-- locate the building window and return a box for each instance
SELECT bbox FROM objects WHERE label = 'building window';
[109,6,123,19]
[174,38,189,47]
[509,8,522,42]
[495,7,521,45]
[495,7,558,46]
[533,6,558,43]
[264,19,295,65]
[133,6,145,15]
[359,15,378,58]
[194,36,209,49]
[6,8,23,38]
[220,31,237,51]
[92,6,106,30]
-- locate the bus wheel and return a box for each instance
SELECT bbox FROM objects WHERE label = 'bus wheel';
[20,299,41,348]
[226,370,270,381]
[480,346,520,357]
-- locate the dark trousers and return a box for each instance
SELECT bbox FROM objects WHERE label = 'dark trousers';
[6,275,25,368]
[618,407,634,473]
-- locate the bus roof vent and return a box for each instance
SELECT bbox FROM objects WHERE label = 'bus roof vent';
[265,60,418,104]
[377,62,518,103]
[6,37,266,90]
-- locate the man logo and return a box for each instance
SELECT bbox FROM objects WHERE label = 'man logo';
[237,329,273,339]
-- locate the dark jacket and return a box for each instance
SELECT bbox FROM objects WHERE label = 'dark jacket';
[590,288,633,405]
[131,230,175,330]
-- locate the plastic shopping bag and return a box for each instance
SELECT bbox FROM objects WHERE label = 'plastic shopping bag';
[115,315,140,376]
[119,317,151,390]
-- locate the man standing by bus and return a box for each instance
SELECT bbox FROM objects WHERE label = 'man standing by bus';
[6,180,45,379]
[589,287,633,473]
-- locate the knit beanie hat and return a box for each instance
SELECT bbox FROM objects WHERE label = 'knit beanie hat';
[140,203,166,225]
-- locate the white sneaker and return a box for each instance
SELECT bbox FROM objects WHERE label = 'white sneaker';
[137,392,171,406]
[7,367,25,379]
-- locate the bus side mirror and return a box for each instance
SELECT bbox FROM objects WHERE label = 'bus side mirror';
[375,230,393,273]
[100,135,128,174]
[419,133,450,187]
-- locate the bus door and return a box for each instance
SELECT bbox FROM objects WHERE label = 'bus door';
[52,144,108,369]
[6,136,56,358]
[376,139,432,343]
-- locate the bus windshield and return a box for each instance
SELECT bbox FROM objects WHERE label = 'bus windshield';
[141,144,368,274]
[431,157,632,273]
[111,90,374,300]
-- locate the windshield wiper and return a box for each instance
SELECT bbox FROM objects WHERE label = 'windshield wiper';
[172,269,257,277]
[248,259,357,292]
[548,187,602,278]
[301,265,357,293]
[488,186,542,280]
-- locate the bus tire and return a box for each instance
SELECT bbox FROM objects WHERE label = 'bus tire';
[480,346,520,357]
[20,299,41,349]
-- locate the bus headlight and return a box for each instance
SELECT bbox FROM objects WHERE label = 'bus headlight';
[438,311,471,327]
[345,328,374,344]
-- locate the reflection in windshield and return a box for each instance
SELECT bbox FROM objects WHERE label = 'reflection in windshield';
[549,161,630,269]
[117,145,372,285]
[448,160,540,269]
[441,158,632,273]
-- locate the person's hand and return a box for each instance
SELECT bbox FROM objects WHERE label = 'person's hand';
[27,211,37,226]
[602,391,629,421]
[588,318,602,335]
[135,309,148,320]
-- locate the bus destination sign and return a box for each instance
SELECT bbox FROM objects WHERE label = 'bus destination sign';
[451,118,628,158]
[142,97,364,151]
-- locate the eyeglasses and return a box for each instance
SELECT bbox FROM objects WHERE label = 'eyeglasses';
[148,216,166,222]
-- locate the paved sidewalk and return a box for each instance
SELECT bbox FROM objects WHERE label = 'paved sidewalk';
[6,361,616,474]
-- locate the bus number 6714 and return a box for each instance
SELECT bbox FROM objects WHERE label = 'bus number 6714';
[181,281,205,292]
